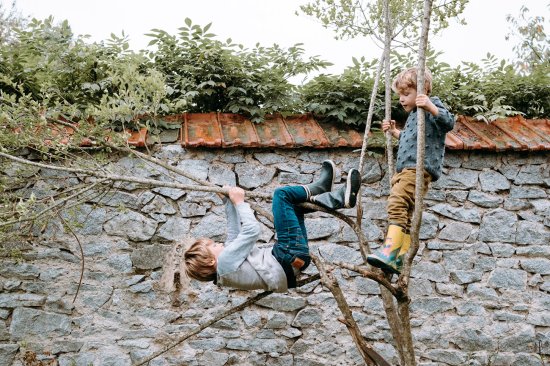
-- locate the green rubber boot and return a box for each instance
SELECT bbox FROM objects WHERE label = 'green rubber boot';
[367,224,406,274]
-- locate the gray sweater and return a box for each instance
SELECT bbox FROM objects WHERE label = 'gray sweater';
[395,96,455,181]
[216,200,288,293]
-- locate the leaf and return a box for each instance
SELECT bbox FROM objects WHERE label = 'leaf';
[184,18,192,27]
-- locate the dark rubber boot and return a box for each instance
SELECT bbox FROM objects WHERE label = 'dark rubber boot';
[310,169,361,210]
[303,160,336,199]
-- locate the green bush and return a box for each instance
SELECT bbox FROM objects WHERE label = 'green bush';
[0,14,548,146]
[147,18,330,122]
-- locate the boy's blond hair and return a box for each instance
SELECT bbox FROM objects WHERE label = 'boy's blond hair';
[392,67,433,95]
[183,238,217,282]
[157,238,216,293]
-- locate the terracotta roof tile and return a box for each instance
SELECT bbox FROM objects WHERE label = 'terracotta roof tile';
[492,116,550,151]
[174,113,550,151]
[317,121,364,148]
[459,116,524,151]
[283,114,330,148]
[218,113,260,148]
[449,116,491,150]
[183,112,222,147]
[253,114,295,148]
[41,113,550,151]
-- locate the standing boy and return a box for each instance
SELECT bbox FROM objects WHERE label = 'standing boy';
[367,67,455,274]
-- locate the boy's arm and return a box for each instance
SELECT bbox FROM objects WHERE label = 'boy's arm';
[217,187,261,276]
[217,202,261,276]
[418,95,455,132]
[224,197,241,242]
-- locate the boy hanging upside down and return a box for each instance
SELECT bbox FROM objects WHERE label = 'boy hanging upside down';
[161,160,361,293]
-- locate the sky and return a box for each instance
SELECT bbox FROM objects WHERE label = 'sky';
[4,0,548,75]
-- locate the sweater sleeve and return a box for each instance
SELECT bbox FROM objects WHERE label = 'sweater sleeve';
[224,198,241,242]
[431,96,455,132]
[217,202,261,276]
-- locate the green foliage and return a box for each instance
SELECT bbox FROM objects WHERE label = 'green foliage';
[300,49,549,127]
[0,12,548,150]
[506,5,549,74]
[301,57,382,126]
[147,18,330,122]
[299,0,468,45]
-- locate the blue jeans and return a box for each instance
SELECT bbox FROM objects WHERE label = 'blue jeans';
[271,186,311,288]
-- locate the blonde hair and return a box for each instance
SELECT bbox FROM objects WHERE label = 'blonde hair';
[183,238,217,282]
[157,238,216,293]
[392,67,433,95]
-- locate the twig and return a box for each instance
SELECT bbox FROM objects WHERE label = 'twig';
[132,274,320,366]
[56,212,84,303]
[311,252,390,366]
[332,261,401,299]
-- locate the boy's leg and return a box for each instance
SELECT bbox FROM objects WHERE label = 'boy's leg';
[367,169,416,274]
[368,169,432,274]
[303,160,336,199]
[310,169,361,210]
[387,169,417,229]
[272,186,311,272]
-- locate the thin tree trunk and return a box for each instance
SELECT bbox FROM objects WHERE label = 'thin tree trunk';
[396,1,434,365]
[383,0,395,178]
[400,0,434,282]
[356,51,385,260]
[311,253,390,366]
[379,0,406,363]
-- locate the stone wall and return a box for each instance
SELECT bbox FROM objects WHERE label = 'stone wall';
[1,146,549,366]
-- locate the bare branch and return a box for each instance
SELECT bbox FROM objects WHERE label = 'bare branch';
[0,152,272,199]
[332,260,399,298]
[132,274,321,366]
[56,212,85,303]
[311,252,390,366]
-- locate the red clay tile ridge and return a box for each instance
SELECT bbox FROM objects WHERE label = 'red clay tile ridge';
[179,113,550,151]
[38,113,550,151]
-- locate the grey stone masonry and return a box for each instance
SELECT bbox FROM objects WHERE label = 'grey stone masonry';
[0,147,548,365]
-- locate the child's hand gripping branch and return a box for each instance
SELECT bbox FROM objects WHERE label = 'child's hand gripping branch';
[226,186,245,205]
[415,93,439,116]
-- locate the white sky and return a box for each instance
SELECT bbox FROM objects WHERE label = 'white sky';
[5,0,548,75]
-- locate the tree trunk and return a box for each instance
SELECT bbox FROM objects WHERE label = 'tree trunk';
[396,0,434,365]
[383,0,395,177]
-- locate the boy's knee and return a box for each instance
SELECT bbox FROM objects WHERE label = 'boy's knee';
[273,187,287,199]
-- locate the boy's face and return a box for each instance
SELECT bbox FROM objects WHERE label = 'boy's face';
[398,87,418,113]
[206,239,224,264]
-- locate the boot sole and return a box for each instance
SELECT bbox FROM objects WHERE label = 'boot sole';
[344,169,361,208]
[367,255,401,274]
[323,160,336,192]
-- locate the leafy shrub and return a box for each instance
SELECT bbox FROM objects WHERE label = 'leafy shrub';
[147,18,330,122]
[0,14,548,147]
